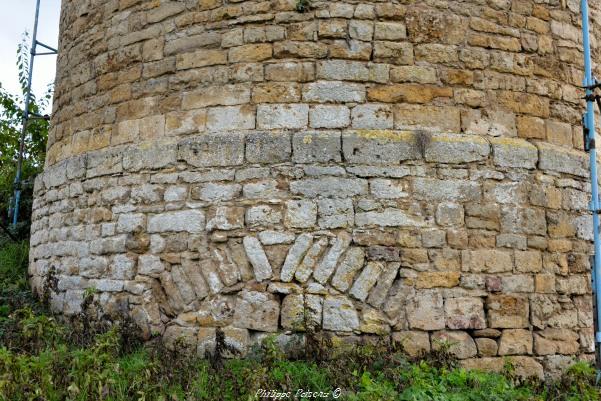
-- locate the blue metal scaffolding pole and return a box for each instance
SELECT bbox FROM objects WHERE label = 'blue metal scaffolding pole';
[581,0,601,380]
[11,0,56,228]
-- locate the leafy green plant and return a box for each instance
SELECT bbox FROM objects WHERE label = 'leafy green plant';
[0,32,52,238]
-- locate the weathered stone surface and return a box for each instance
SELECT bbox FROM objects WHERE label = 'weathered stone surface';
[295,237,328,283]
[246,132,291,163]
[281,294,323,331]
[498,329,533,355]
[462,250,512,273]
[487,295,530,328]
[534,329,580,355]
[148,210,205,233]
[290,178,368,198]
[537,142,588,177]
[415,272,461,289]
[445,297,486,330]
[342,131,418,164]
[475,338,498,357]
[178,133,245,167]
[490,137,538,169]
[461,357,544,380]
[285,200,317,229]
[407,291,445,330]
[413,179,481,202]
[257,104,308,129]
[313,233,352,284]
[242,237,272,282]
[280,234,313,282]
[331,247,366,292]
[367,262,400,308]
[322,296,359,332]
[392,331,430,357]
[425,134,489,163]
[432,331,477,359]
[350,261,384,301]
[355,209,425,227]
[317,198,354,229]
[293,131,341,163]
[233,291,279,332]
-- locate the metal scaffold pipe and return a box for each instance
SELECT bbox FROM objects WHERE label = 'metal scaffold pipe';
[11,0,56,228]
[580,0,601,382]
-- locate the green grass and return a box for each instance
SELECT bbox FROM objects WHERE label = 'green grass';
[0,237,600,401]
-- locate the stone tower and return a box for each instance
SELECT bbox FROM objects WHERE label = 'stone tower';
[31,0,598,376]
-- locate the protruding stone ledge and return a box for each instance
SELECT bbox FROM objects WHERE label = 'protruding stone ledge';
[37,131,592,187]
[490,137,538,169]
[536,142,588,178]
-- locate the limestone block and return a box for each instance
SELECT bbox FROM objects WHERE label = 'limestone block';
[281,294,323,331]
[207,105,255,131]
[290,177,368,198]
[425,133,490,163]
[350,261,384,301]
[313,233,351,284]
[490,137,538,169]
[351,104,393,129]
[148,210,205,233]
[461,250,512,273]
[258,231,296,245]
[413,178,481,202]
[367,262,400,308]
[370,179,408,199]
[498,329,533,355]
[537,142,588,177]
[322,296,359,332]
[342,131,419,164]
[246,132,292,163]
[360,308,391,335]
[392,331,430,357]
[245,205,282,227]
[116,213,146,233]
[415,272,460,289]
[292,131,342,163]
[303,81,365,103]
[178,133,245,167]
[534,329,580,355]
[432,331,477,359]
[285,200,317,228]
[206,206,244,231]
[445,297,486,329]
[487,294,530,328]
[317,198,354,229]
[281,234,313,282]
[163,326,198,351]
[257,104,308,129]
[295,237,328,283]
[233,291,279,332]
[435,203,464,226]
[242,237,272,282]
[475,338,498,357]
[316,60,370,81]
[331,247,366,292]
[407,291,445,330]
[355,208,425,228]
[309,105,350,129]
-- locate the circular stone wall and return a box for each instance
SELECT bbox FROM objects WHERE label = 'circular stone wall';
[31,0,600,376]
